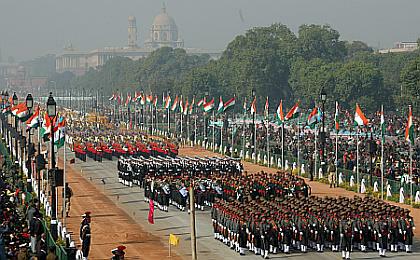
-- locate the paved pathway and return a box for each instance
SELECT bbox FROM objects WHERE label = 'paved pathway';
[63,146,419,259]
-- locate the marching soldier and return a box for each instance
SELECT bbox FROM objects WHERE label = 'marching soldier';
[80,211,92,260]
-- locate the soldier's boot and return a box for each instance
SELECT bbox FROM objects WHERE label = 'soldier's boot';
[263,250,269,259]
[239,247,245,255]
[345,251,350,259]
[317,244,321,252]
[361,245,366,252]
[200,205,204,211]
[320,244,324,252]
[342,251,346,259]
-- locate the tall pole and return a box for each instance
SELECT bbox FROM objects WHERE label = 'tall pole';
[321,97,326,176]
[63,136,67,225]
[369,127,373,187]
[381,105,384,200]
[314,126,318,179]
[189,179,197,260]
[356,126,359,193]
[335,122,339,186]
[266,112,270,167]
[253,110,256,163]
[231,112,234,156]
[242,99,245,159]
[297,114,300,175]
[409,105,413,205]
[212,110,215,151]
[50,115,58,240]
[220,114,223,153]
[194,111,197,145]
[281,122,284,169]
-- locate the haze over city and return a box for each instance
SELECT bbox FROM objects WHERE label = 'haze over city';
[1,0,420,61]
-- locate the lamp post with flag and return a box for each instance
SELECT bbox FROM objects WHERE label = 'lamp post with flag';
[47,92,58,240]
[12,92,18,165]
[26,94,33,191]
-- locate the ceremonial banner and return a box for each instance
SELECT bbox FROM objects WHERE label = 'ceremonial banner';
[148,199,154,224]
[169,234,179,246]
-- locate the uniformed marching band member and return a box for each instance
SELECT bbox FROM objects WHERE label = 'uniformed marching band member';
[111,245,126,260]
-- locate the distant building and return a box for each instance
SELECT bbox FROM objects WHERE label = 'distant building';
[378,41,419,54]
[56,6,221,76]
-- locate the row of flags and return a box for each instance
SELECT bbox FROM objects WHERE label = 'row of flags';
[1,100,67,148]
[109,92,415,144]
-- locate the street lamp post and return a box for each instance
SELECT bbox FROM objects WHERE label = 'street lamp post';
[47,92,58,240]
[26,94,33,191]
[204,91,209,142]
[320,90,327,176]
[12,92,18,166]
[252,89,256,163]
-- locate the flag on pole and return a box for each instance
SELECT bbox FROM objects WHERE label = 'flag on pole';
[164,95,171,109]
[354,103,368,126]
[140,93,146,106]
[264,97,269,118]
[223,96,235,112]
[197,97,205,107]
[153,95,158,107]
[250,97,256,115]
[405,106,414,144]
[307,107,319,128]
[243,98,247,113]
[335,101,339,131]
[11,102,30,121]
[40,112,53,137]
[203,98,215,112]
[217,96,224,115]
[26,106,40,129]
[285,101,300,121]
[380,105,385,142]
[183,99,189,116]
[169,234,179,246]
[135,91,142,102]
[276,100,284,124]
[109,93,116,101]
[54,116,66,149]
[170,95,179,111]
[179,97,184,114]
[146,94,153,104]
[125,93,131,106]
[189,97,195,114]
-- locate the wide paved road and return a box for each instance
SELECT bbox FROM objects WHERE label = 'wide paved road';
[65,146,419,259]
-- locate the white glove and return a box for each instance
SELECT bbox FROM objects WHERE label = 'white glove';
[340,233,344,238]
[378,234,382,238]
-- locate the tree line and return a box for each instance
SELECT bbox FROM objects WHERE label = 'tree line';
[53,23,419,113]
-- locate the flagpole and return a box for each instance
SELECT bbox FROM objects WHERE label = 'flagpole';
[314,126,317,179]
[242,100,245,159]
[180,112,183,142]
[297,114,300,175]
[63,133,67,225]
[267,114,270,167]
[356,126,359,193]
[220,114,223,154]
[281,122,284,169]
[212,110,215,152]
[231,112,234,157]
[409,105,413,205]
[151,104,154,134]
[335,121,338,187]
[194,110,197,145]
[381,105,384,200]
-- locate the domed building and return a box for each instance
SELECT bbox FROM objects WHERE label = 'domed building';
[144,5,184,49]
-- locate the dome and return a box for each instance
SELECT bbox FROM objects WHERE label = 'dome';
[152,7,177,28]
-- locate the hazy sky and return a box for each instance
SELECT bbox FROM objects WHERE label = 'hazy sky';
[1,0,419,61]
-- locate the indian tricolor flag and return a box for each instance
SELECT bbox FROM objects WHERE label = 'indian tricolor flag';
[26,106,40,129]
[164,95,171,109]
[146,94,153,104]
[179,97,184,114]
[189,97,195,114]
[140,94,146,106]
[153,95,158,107]
[11,102,30,121]
[183,99,189,116]
[250,97,256,115]
[285,101,300,121]
[276,100,284,124]
[405,106,414,144]
[197,98,205,108]
[223,96,235,112]
[54,116,66,149]
[335,101,339,131]
[354,103,368,126]
[217,96,224,115]
[307,107,318,128]
[40,112,53,137]
[170,95,178,111]
[109,93,116,101]
[203,98,215,112]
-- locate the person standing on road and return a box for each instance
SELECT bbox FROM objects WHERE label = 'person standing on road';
[64,183,73,217]
[80,212,92,260]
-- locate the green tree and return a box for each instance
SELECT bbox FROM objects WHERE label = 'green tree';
[297,24,347,62]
